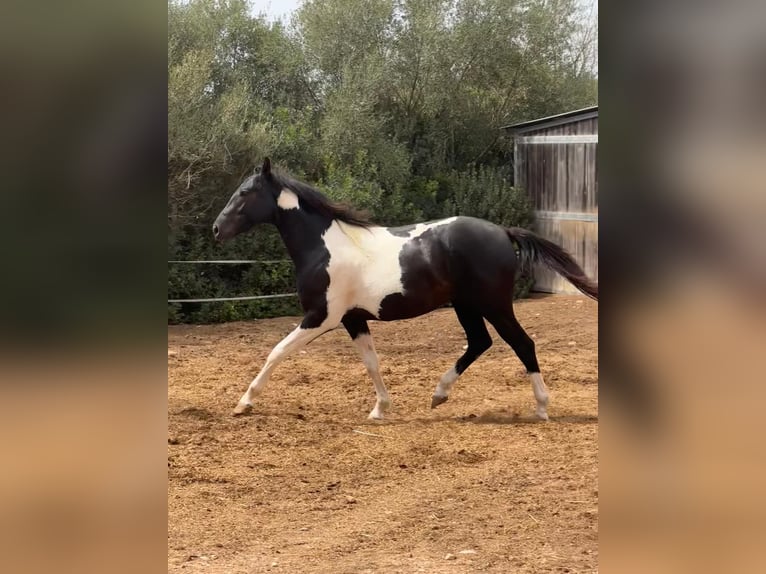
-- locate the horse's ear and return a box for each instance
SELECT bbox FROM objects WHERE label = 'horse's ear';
[262,157,272,177]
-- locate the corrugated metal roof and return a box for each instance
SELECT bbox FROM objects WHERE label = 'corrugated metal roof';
[501,105,598,133]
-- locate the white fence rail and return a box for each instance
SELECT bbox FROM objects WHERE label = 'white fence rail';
[168,260,290,264]
[168,260,295,304]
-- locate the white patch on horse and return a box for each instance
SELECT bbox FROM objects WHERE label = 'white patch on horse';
[434,366,458,400]
[277,188,300,210]
[352,333,391,419]
[320,218,457,318]
[233,308,346,415]
[530,372,549,420]
[355,333,377,371]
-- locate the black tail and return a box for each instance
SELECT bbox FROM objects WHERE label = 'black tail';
[506,227,598,300]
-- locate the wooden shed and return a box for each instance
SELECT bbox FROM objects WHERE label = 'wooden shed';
[504,106,598,294]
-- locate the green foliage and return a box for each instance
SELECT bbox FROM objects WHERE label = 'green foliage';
[442,165,533,228]
[168,0,597,323]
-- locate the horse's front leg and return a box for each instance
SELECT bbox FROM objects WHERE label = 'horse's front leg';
[342,316,391,420]
[233,314,337,415]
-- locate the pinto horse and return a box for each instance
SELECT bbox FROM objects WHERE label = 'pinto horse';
[213,158,598,421]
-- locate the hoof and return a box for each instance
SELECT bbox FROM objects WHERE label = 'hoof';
[431,395,448,409]
[233,403,253,416]
[368,399,391,420]
[536,408,549,421]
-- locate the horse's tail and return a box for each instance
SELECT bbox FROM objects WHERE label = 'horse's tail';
[506,227,598,301]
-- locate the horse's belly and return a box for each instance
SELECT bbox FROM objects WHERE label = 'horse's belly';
[344,286,446,321]
[347,267,404,319]
[325,256,402,319]
[363,243,452,320]
[377,292,447,321]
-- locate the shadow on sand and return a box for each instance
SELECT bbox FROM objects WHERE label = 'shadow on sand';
[376,410,598,426]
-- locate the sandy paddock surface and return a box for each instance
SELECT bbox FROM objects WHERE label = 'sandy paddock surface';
[168,295,598,573]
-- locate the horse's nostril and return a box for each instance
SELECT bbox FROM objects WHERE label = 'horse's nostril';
[212,224,219,237]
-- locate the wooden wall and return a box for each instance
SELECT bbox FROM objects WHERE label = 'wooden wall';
[512,116,598,294]
[532,218,598,295]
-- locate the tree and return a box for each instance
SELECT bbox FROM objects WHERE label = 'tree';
[167,0,597,322]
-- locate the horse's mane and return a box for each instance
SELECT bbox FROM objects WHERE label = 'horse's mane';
[272,171,373,228]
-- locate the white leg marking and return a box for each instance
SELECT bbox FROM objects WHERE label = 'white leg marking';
[530,372,549,420]
[352,333,391,420]
[434,367,459,399]
[233,324,327,414]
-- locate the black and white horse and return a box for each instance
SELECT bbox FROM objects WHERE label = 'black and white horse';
[213,158,598,420]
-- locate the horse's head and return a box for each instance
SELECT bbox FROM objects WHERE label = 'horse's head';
[212,158,281,241]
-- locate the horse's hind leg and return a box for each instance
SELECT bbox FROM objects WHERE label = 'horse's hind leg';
[342,316,391,420]
[485,309,549,420]
[432,304,493,408]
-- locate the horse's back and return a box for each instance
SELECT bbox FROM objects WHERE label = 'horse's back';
[377,216,518,318]
[438,216,517,266]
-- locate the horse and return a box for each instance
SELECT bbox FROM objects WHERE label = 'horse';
[213,158,598,421]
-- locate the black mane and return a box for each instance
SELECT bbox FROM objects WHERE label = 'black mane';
[272,171,373,228]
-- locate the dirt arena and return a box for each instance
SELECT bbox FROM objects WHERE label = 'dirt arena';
[168,295,598,573]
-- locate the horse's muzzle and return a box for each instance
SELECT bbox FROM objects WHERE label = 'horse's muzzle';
[212,221,231,242]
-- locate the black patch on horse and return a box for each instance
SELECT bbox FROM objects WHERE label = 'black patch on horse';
[379,229,453,320]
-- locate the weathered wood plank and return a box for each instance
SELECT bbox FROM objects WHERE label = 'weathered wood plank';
[532,219,598,294]
[515,135,598,144]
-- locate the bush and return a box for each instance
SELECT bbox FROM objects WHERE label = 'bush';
[440,164,534,229]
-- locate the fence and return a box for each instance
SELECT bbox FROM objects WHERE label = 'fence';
[167,260,298,303]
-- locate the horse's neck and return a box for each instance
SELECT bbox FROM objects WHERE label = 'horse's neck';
[274,209,335,269]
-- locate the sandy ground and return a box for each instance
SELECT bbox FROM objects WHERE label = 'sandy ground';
[168,295,598,573]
